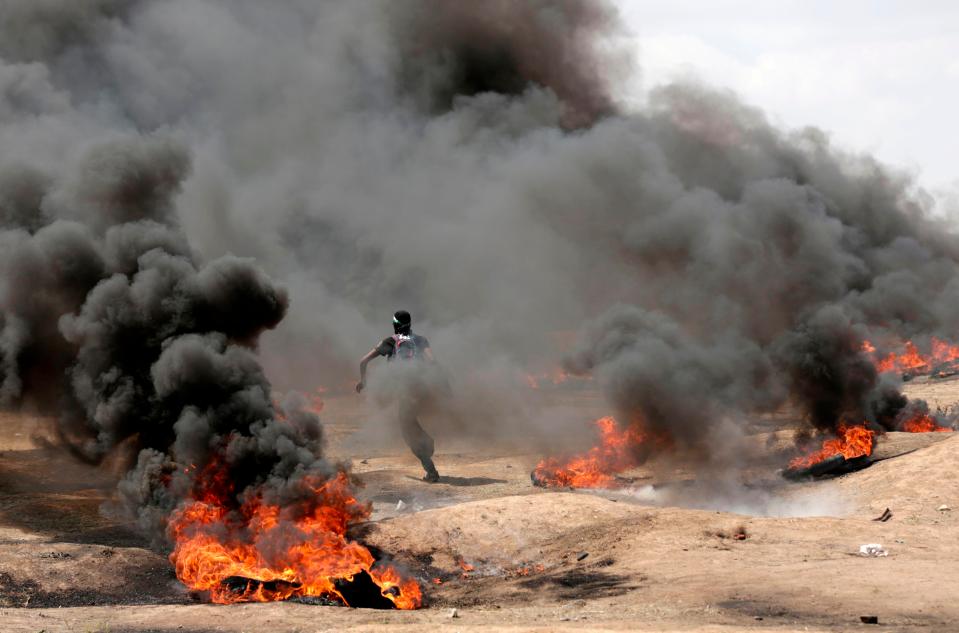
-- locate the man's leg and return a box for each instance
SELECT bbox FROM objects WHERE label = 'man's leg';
[399,399,439,481]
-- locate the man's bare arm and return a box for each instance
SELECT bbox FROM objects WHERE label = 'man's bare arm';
[356,348,381,393]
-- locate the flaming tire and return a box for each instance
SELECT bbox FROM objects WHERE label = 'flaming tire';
[781,454,872,480]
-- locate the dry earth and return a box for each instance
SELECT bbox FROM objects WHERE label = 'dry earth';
[0,379,957,633]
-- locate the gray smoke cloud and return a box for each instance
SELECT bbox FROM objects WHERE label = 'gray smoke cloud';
[0,0,956,534]
[562,84,959,447]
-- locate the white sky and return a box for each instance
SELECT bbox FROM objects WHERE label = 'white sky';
[615,0,959,197]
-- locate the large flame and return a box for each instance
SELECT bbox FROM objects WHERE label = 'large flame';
[863,338,959,375]
[532,416,646,488]
[168,465,421,608]
[788,424,875,470]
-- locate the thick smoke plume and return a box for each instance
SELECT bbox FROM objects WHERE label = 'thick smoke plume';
[0,129,318,539]
[561,83,959,450]
[0,0,957,539]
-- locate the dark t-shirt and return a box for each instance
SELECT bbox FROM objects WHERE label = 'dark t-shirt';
[376,333,430,360]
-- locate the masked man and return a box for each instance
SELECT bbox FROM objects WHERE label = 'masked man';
[356,310,440,482]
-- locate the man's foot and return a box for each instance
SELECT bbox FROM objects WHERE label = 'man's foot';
[420,456,440,483]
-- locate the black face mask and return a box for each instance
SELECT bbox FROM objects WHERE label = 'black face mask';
[393,316,411,335]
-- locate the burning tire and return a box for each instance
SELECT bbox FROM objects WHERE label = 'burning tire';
[217,571,401,609]
[781,453,873,480]
[783,424,876,481]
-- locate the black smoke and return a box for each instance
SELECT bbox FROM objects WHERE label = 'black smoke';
[0,133,318,540]
[563,85,959,446]
[390,0,628,128]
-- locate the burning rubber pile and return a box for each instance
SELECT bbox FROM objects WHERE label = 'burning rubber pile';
[169,468,419,607]
[777,348,957,479]
[782,424,876,479]
[782,407,952,480]
[863,338,959,380]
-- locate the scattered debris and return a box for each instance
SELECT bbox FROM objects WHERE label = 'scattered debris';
[858,544,888,557]
[576,552,589,562]
[448,608,459,619]
[937,504,951,512]
[872,508,893,522]
[733,526,748,540]
[860,615,879,624]
[38,552,71,559]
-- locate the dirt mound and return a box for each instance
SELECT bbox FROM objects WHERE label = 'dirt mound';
[367,493,640,568]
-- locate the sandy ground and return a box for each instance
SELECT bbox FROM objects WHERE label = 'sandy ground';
[0,379,957,633]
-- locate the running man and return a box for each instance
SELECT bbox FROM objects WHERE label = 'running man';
[356,310,440,482]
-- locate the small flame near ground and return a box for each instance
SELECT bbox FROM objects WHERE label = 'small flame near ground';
[508,564,546,578]
[788,424,876,470]
[532,416,647,489]
[168,461,421,609]
[862,338,959,375]
[454,557,475,579]
[900,413,952,433]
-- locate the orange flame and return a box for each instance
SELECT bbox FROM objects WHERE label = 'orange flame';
[168,468,421,608]
[900,413,951,433]
[532,417,646,489]
[789,424,875,470]
[454,556,475,579]
[863,337,959,375]
[509,564,545,577]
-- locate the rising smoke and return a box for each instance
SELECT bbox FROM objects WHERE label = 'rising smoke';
[0,0,956,542]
